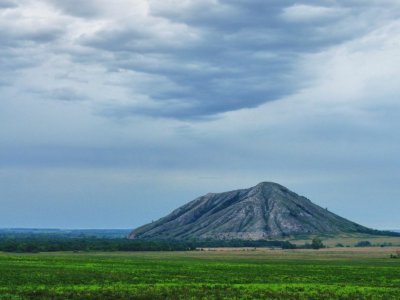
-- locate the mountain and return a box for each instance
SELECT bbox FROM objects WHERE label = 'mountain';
[129,182,389,240]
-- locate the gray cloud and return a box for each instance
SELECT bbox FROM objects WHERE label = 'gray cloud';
[26,87,87,102]
[0,1,397,129]
[46,0,102,18]
[72,0,395,118]
[3,0,399,118]
[0,0,17,9]
[0,29,61,47]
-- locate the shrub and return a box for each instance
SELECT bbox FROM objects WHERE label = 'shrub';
[311,237,325,249]
[355,241,371,247]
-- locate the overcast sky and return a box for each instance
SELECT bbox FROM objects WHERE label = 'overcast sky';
[1,0,400,229]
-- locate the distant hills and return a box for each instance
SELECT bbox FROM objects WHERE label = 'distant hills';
[0,228,131,239]
[129,182,399,240]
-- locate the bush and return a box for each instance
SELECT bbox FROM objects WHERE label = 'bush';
[355,241,371,247]
[311,237,325,249]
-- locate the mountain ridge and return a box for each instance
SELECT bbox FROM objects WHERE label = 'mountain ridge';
[129,182,394,240]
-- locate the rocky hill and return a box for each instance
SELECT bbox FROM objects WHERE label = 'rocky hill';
[129,182,384,240]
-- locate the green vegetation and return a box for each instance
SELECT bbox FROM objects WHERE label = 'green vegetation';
[310,237,325,249]
[355,240,372,247]
[0,235,297,253]
[0,248,399,299]
[3,233,400,254]
[288,233,400,247]
[0,236,195,252]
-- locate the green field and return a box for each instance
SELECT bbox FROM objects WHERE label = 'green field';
[1,248,399,299]
[287,233,400,247]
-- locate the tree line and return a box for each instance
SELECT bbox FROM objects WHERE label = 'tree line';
[0,235,297,253]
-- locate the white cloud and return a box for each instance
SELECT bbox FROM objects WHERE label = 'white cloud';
[281,4,344,23]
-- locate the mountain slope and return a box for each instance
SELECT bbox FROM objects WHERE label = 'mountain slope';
[129,182,378,240]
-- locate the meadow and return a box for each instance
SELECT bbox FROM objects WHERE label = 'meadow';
[0,247,399,299]
[287,233,400,248]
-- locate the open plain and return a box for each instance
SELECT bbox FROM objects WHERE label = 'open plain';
[1,247,399,299]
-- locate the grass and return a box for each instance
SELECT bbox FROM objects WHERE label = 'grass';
[0,247,400,299]
[287,233,400,247]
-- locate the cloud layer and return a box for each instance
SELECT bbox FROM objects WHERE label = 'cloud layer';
[4,0,398,118]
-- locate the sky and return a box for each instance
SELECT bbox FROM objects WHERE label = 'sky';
[1,0,400,230]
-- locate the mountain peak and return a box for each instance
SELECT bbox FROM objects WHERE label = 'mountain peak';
[255,181,282,187]
[253,181,289,192]
[129,182,376,240]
